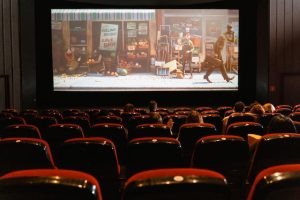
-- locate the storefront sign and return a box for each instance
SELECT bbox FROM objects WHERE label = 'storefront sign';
[100,23,118,51]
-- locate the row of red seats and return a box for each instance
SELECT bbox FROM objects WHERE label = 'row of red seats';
[0,163,300,200]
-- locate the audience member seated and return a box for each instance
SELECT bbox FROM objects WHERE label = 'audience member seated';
[248,114,297,154]
[186,110,203,123]
[246,104,265,121]
[266,114,297,133]
[148,100,158,113]
[263,103,276,113]
[124,103,135,112]
[222,101,245,133]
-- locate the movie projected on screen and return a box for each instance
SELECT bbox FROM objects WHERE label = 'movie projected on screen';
[51,9,239,91]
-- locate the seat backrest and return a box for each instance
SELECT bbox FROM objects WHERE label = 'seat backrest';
[275,108,292,116]
[61,116,90,133]
[58,137,120,180]
[195,107,214,113]
[248,133,300,183]
[258,113,280,133]
[226,113,256,128]
[1,124,41,139]
[0,138,55,176]
[120,112,141,128]
[87,123,127,164]
[192,135,250,185]
[126,137,183,177]
[29,116,57,134]
[226,122,264,141]
[178,123,216,161]
[58,137,120,200]
[0,169,102,200]
[163,114,188,135]
[248,164,300,200]
[0,117,26,131]
[202,114,223,133]
[130,123,172,141]
[123,168,230,200]
[217,106,232,118]
[43,124,84,161]
[127,115,151,132]
[93,115,123,125]
[289,112,300,122]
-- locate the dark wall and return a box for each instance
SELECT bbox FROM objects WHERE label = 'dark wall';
[19,0,269,108]
[269,0,300,105]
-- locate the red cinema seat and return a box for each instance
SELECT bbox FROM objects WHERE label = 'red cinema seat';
[192,135,250,185]
[93,115,123,125]
[0,169,102,200]
[226,122,263,141]
[123,168,230,200]
[248,164,300,200]
[0,138,55,176]
[58,137,120,200]
[1,124,41,139]
[126,137,183,177]
[61,116,90,133]
[129,123,172,140]
[248,133,300,183]
[87,123,127,164]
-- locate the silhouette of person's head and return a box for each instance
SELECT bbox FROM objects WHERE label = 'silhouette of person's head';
[267,114,297,133]
[149,100,158,113]
[186,111,203,123]
[124,103,134,112]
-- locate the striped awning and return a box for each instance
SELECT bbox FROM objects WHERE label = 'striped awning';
[51,9,156,21]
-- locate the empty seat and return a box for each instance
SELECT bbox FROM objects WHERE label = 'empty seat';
[18,111,38,124]
[127,115,151,133]
[201,109,220,115]
[43,124,84,161]
[108,108,123,116]
[202,114,223,133]
[62,108,81,117]
[226,113,256,128]
[0,138,55,176]
[134,108,148,114]
[173,107,192,112]
[87,123,127,164]
[248,133,300,183]
[192,135,250,185]
[93,115,123,125]
[129,123,172,141]
[30,116,57,134]
[293,121,300,133]
[178,123,216,162]
[0,169,102,200]
[248,164,300,200]
[61,116,90,133]
[120,112,141,128]
[173,111,191,116]
[156,108,169,113]
[226,122,263,141]
[41,111,64,123]
[58,137,120,200]
[289,112,300,122]
[275,108,292,116]
[126,137,183,177]
[217,106,232,118]
[195,106,213,113]
[123,168,230,200]
[0,117,26,130]
[276,104,293,110]
[1,124,41,139]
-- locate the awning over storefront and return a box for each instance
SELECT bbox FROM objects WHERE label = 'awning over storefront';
[51,9,156,21]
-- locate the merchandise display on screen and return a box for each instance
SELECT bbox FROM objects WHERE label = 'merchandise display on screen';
[51,9,239,91]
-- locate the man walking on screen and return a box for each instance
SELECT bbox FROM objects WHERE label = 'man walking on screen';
[181,32,194,79]
[203,36,235,83]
